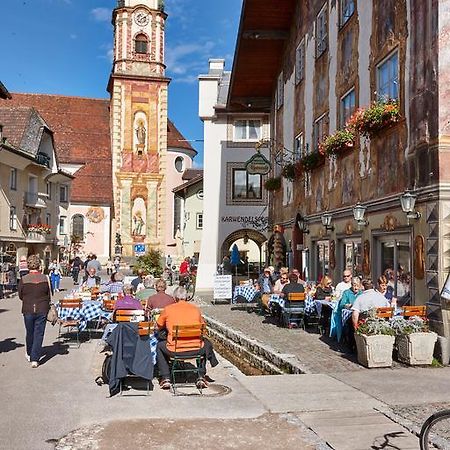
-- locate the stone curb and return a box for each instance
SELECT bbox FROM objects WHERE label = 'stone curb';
[203,314,314,375]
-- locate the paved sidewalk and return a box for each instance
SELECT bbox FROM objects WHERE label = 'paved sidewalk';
[1,277,448,449]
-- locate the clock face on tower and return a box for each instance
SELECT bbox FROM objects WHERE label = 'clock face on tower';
[134,9,150,27]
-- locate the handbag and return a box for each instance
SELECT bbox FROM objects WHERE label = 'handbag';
[47,304,58,326]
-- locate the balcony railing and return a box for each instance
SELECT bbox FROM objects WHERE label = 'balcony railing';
[24,192,46,208]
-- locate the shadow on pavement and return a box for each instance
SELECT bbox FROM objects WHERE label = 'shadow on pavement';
[39,341,69,365]
[370,431,405,449]
[0,337,24,354]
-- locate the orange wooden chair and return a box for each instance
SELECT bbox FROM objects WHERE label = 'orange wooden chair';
[282,292,306,328]
[403,305,427,319]
[113,309,145,323]
[58,298,82,347]
[376,307,394,319]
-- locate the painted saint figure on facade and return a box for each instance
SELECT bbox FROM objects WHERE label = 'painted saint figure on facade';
[136,120,146,145]
[132,211,145,236]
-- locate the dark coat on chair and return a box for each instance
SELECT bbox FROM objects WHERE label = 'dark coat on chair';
[106,322,153,396]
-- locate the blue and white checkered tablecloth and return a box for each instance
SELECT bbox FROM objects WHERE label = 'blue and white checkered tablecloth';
[268,294,316,314]
[232,285,258,303]
[57,301,113,331]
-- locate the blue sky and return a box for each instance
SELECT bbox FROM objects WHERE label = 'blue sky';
[1,0,242,166]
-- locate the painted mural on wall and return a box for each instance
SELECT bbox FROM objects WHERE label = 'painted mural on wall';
[131,197,146,239]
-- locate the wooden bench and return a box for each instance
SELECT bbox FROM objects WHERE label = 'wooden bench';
[403,305,427,319]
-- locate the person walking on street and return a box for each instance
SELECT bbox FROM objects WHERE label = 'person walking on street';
[71,256,83,285]
[18,254,51,368]
[48,258,62,292]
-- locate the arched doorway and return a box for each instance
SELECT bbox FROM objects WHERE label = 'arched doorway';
[221,229,267,278]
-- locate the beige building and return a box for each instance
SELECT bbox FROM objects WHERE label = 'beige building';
[0,103,73,268]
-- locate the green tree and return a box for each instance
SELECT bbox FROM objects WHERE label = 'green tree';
[134,249,163,276]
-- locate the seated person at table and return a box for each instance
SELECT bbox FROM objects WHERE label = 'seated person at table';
[82,267,101,288]
[334,270,353,301]
[351,277,390,329]
[314,275,334,300]
[281,272,305,297]
[136,275,156,301]
[114,285,143,310]
[292,268,306,286]
[273,268,289,294]
[145,279,174,314]
[257,268,274,294]
[100,271,124,294]
[156,286,218,390]
[330,277,362,342]
[131,268,146,293]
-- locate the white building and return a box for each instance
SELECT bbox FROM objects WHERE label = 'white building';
[196,59,270,294]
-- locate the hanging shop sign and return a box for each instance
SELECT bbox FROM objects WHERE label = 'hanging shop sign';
[245,152,271,175]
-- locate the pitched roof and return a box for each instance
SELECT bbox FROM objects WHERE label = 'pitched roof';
[7,93,112,205]
[0,81,11,100]
[173,173,203,195]
[167,119,196,154]
[182,168,203,180]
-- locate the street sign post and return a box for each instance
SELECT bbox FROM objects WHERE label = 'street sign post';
[134,244,146,256]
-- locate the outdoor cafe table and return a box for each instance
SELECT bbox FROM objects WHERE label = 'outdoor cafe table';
[268,294,316,314]
[232,284,259,303]
[57,300,113,331]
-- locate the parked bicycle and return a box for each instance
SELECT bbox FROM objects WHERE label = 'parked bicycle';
[419,409,450,449]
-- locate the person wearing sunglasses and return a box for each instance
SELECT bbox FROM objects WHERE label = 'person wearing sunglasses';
[334,270,353,300]
[273,268,290,294]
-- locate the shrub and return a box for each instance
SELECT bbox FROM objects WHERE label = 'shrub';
[264,176,282,191]
[134,249,163,277]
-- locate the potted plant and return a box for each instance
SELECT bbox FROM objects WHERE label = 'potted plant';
[264,176,282,191]
[354,309,395,368]
[299,151,324,172]
[281,162,303,181]
[348,100,400,138]
[391,316,438,365]
[318,129,355,158]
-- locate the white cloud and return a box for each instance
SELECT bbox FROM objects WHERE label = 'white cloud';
[90,7,111,22]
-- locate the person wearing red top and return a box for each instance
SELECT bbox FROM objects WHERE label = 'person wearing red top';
[179,257,190,275]
[156,286,218,390]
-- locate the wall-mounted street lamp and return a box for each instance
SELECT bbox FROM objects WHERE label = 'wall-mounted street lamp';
[296,215,310,234]
[321,213,334,232]
[400,189,421,221]
[352,202,368,227]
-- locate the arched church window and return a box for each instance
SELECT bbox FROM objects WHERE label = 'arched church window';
[135,34,148,54]
[72,214,85,240]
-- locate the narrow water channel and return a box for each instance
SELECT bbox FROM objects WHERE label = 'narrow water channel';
[209,335,276,376]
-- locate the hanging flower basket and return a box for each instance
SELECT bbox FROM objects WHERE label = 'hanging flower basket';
[26,224,52,234]
[299,152,324,172]
[347,100,400,138]
[318,129,356,158]
[264,176,282,191]
[281,162,303,181]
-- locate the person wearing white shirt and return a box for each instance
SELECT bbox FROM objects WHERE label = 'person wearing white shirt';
[334,269,352,300]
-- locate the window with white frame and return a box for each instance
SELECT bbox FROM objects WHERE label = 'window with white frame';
[377,51,399,101]
[233,119,261,141]
[313,114,328,151]
[276,71,284,108]
[59,216,67,235]
[316,4,328,57]
[9,206,17,230]
[196,213,203,229]
[340,89,356,127]
[294,133,304,161]
[295,39,305,84]
[10,168,17,190]
[46,181,52,199]
[340,0,355,27]
[60,184,68,202]
[232,169,262,200]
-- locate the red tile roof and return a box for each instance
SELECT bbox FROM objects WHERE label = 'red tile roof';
[7,93,112,205]
[7,93,195,205]
[0,106,35,150]
[182,168,203,180]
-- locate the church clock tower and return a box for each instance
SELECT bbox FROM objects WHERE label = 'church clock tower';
[108,0,169,258]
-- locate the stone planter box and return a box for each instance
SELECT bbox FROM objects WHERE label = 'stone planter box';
[396,332,438,365]
[355,333,395,368]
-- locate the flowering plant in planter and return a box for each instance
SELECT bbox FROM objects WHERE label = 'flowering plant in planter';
[318,129,356,157]
[281,162,303,181]
[355,313,395,336]
[390,316,430,335]
[264,176,282,191]
[347,100,400,137]
[26,224,52,234]
[299,151,324,172]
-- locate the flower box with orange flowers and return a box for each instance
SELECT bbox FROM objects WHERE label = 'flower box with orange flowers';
[318,129,356,158]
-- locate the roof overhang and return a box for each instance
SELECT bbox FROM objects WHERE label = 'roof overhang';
[0,81,11,100]
[227,0,296,112]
